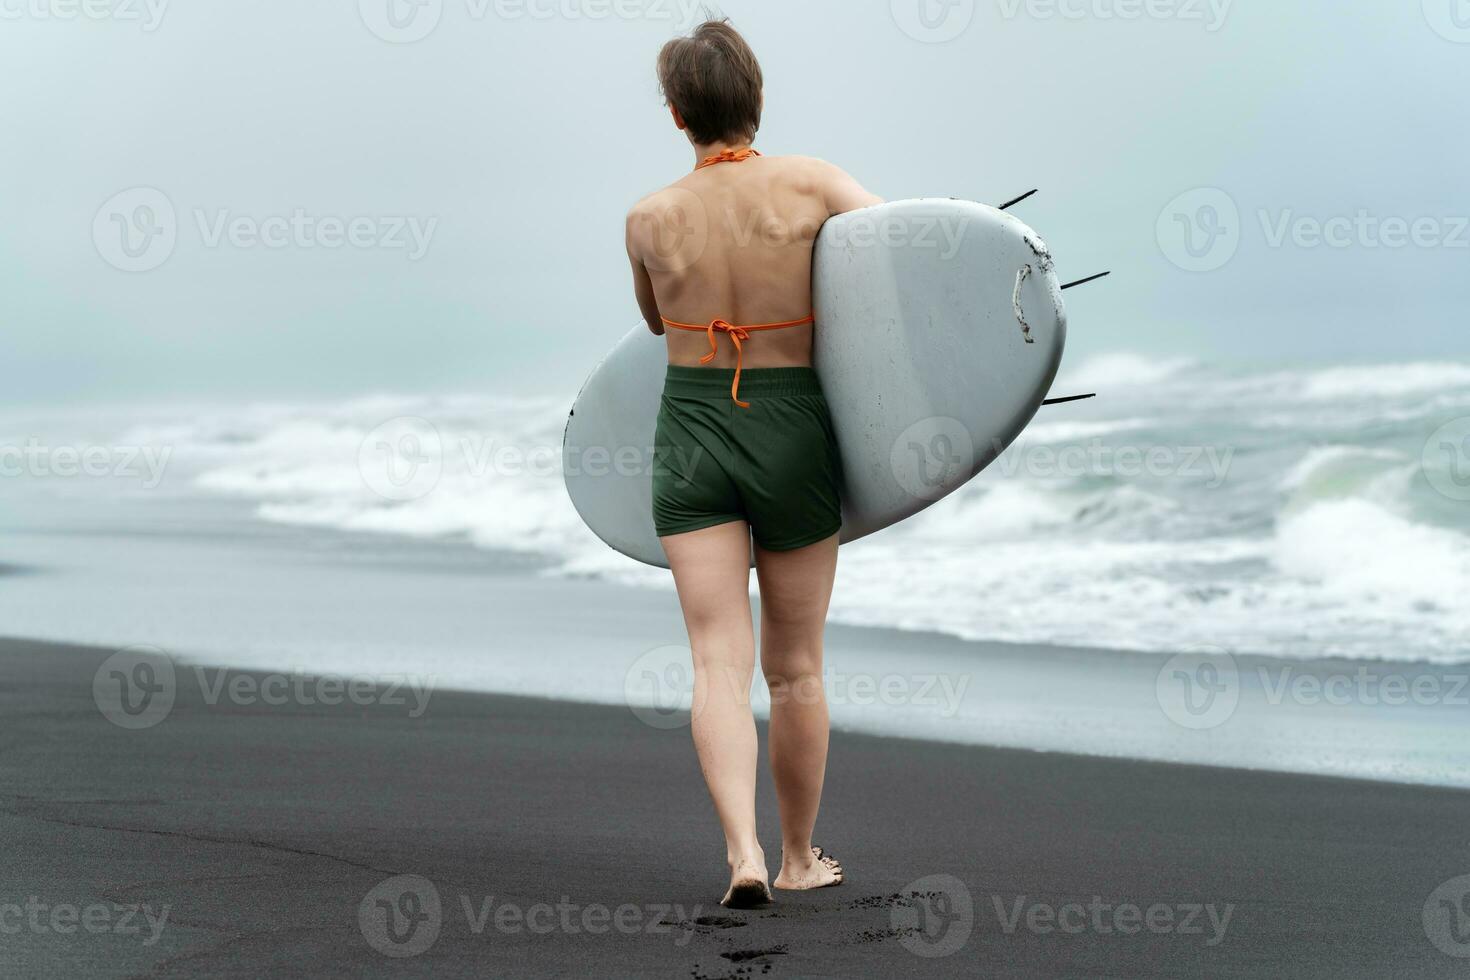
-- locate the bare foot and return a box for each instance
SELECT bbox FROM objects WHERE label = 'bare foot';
[721,854,773,909]
[773,845,844,891]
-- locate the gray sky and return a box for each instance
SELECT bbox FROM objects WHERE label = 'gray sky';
[3,0,1467,407]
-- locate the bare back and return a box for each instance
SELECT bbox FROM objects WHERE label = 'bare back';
[627,154,881,370]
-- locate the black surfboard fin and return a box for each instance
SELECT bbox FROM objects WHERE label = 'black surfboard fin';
[998,189,1038,210]
[1060,271,1111,290]
[1041,393,1097,406]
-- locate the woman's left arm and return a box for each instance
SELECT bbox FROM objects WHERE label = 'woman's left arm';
[626,208,665,336]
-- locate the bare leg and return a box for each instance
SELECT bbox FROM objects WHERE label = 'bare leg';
[756,533,845,891]
[662,521,770,907]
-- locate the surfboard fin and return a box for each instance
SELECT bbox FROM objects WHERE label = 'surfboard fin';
[1041,393,1097,406]
[1060,271,1111,290]
[998,189,1038,210]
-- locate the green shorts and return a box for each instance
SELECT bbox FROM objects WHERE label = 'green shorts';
[653,366,844,551]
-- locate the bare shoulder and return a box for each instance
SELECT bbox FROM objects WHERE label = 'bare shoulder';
[625,181,691,255]
[770,154,845,188]
[627,184,679,226]
[772,155,882,215]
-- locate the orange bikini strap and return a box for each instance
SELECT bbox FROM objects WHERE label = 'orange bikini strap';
[695,147,761,170]
[660,315,815,408]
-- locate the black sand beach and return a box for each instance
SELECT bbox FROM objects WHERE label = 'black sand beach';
[3,637,1468,979]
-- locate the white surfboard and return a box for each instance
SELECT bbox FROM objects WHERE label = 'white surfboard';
[563,198,1068,568]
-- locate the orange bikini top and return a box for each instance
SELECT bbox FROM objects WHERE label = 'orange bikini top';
[661,314,816,408]
[666,147,814,408]
[696,146,761,169]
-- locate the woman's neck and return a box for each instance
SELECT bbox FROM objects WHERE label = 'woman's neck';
[692,139,753,168]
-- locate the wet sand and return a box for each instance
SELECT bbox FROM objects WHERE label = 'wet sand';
[2,636,1468,979]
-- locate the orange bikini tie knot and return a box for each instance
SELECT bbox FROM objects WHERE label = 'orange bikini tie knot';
[696,147,762,170]
[661,314,817,408]
[699,319,753,407]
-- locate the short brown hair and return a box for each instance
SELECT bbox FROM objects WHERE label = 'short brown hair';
[656,20,763,146]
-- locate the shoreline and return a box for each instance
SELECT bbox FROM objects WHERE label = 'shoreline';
[5,593,1469,789]
[2,492,1467,790]
[5,635,1468,978]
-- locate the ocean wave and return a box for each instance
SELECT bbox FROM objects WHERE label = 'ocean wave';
[1274,499,1470,631]
[1055,352,1196,391]
[1019,418,1153,444]
[192,395,596,560]
[123,354,1470,664]
[1217,361,1470,407]
[1293,362,1470,402]
[1278,445,1406,493]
